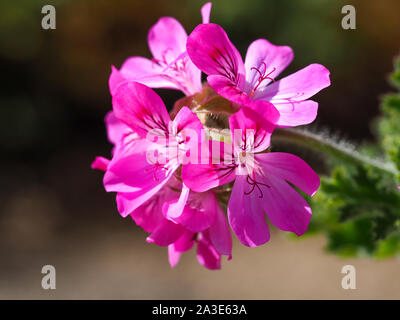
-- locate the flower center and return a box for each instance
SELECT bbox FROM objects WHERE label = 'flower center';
[244,174,270,198]
[145,162,168,181]
[250,62,276,96]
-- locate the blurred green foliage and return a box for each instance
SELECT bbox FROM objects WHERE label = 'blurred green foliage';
[310,58,400,258]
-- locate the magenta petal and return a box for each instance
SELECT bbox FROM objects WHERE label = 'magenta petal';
[209,197,232,256]
[229,107,275,153]
[273,100,318,127]
[163,183,190,220]
[170,191,218,233]
[196,232,221,270]
[173,106,205,153]
[147,218,185,246]
[201,2,212,24]
[244,39,293,91]
[254,64,331,102]
[173,230,196,253]
[187,24,245,88]
[168,245,182,268]
[181,140,236,192]
[105,111,133,146]
[117,194,163,232]
[114,57,180,91]
[148,17,187,63]
[91,157,110,171]
[257,171,312,236]
[207,74,250,106]
[112,81,171,138]
[104,141,179,215]
[109,66,127,96]
[122,183,178,230]
[256,152,320,196]
[228,175,270,247]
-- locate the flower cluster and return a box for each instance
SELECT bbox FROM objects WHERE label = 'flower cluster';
[93,2,331,270]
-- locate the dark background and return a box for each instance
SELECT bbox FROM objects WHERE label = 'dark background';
[1,0,400,299]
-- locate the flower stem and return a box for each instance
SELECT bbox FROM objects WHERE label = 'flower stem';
[272,128,399,176]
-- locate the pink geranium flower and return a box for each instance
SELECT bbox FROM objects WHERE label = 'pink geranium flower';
[109,3,213,96]
[103,81,204,216]
[149,188,232,270]
[92,105,232,270]
[183,107,320,247]
[186,23,331,126]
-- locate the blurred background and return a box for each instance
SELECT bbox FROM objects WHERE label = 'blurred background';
[1,0,400,299]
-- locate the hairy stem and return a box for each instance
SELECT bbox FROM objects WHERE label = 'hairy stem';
[273,128,399,176]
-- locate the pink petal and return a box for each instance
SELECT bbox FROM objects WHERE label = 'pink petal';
[196,232,221,270]
[229,106,275,153]
[112,81,171,139]
[273,100,319,127]
[228,175,270,247]
[207,74,250,106]
[167,191,218,233]
[109,66,127,96]
[168,245,182,268]
[256,152,320,196]
[209,197,232,256]
[91,156,110,171]
[103,140,179,215]
[244,39,293,92]
[173,106,205,154]
[257,171,312,236]
[105,111,132,146]
[172,230,196,252]
[163,183,190,220]
[110,57,181,94]
[148,17,187,65]
[117,193,164,232]
[187,24,245,89]
[147,218,185,246]
[201,2,212,24]
[181,140,236,192]
[254,64,331,102]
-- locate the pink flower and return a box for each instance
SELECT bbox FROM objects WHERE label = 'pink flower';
[103,81,204,216]
[109,3,213,96]
[183,107,320,247]
[186,23,331,126]
[150,188,232,270]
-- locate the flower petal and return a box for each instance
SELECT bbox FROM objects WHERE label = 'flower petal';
[105,111,133,146]
[112,81,171,138]
[173,230,196,252]
[91,157,110,171]
[201,2,212,24]
[256,170,312,236]
[196,232,221,270]
[148,17,187,64]
[273,100,319,127]
[187,23,245,88]
[256,152,320,196]
[167,191,217,233]
[109,57,181,94]
[163,183,190,220]
[173,106,205,153]
[168,245,182,268]
[254,64,331,102]
[181,140,236,192]
[229,106,276,153]
[209,198,232,256]
[228,175,270,247]
[244,39,293,91]
[103,140,179,215]
[147,218,185,246]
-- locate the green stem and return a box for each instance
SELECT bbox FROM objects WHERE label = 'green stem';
[273,128,399,176]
